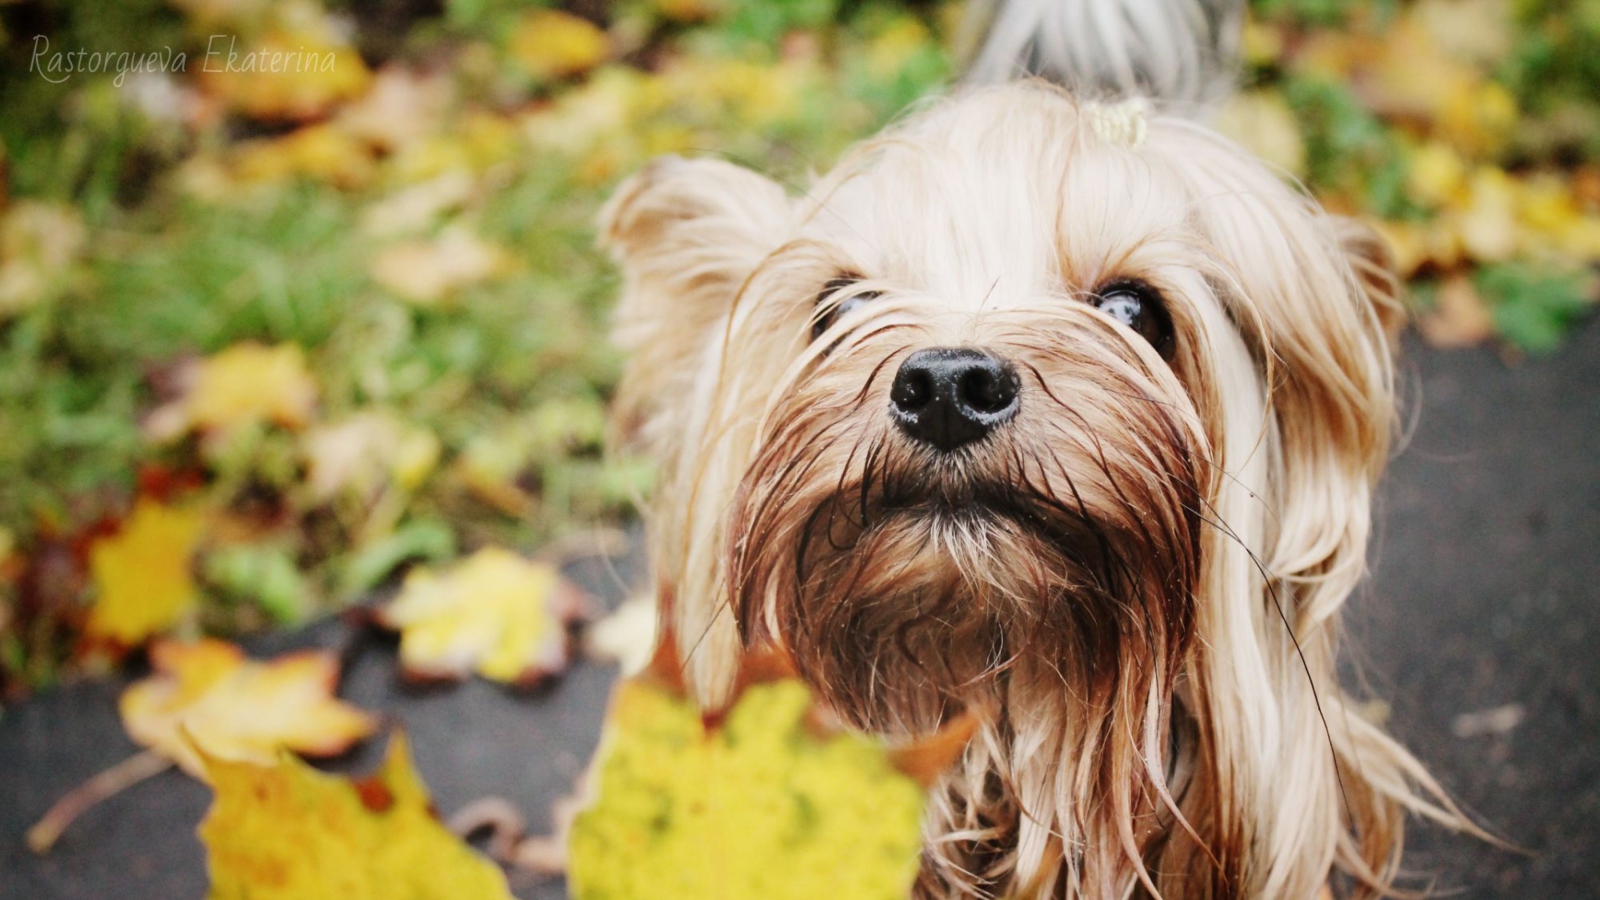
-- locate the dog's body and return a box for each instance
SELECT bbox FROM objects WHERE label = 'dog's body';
[602,3,1468,896]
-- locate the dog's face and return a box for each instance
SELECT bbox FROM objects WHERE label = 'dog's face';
[605,84,1420,895]
[727,113,1222,737]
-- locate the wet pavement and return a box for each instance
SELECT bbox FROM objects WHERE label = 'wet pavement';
[2,322,1597,899]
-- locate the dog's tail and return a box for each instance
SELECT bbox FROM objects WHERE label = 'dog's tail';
[962,0,1244,106]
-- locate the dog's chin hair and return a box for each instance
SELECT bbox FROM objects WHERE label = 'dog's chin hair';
[602,80,1481,899]
[726,317,1211,895]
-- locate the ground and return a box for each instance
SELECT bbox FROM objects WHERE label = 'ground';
[2,321,1597,899]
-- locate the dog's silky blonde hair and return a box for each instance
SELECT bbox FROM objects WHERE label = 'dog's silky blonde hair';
[602,83,1472,898]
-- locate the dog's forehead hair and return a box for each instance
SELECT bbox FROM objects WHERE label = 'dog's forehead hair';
[793,91,1201,313]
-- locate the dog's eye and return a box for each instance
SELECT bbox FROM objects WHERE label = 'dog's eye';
[1091,282,1175,359]
[812,277,882,341]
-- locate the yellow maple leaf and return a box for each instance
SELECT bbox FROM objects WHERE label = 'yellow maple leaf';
[0,200,87,317]
[303,412,440,502]
[146,342,319,441]
[1213,89,1306,177]
[1517,173,1600,263]
[1416,274,1495,348]
[232,124,377,190]
[508,9,609,80]
[121,638,379,779]
[87,499,205,644]
[199,22,372,121]
[1369,219,1429,279]
[368,227,512,306]
[336,66,450,154]
[865,16,934,81]
[1405,140,1469,210]
[376,548,584,684]
[568,677,926,900]
[200,730,515,900]
[1451,165,1521,263]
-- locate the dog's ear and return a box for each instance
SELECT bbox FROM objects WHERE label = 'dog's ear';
[599,156,793,711]
[1263,210,1401,625]
[1330,215,1407,346]
[600,155,793,447]
[1194,175,1402,625]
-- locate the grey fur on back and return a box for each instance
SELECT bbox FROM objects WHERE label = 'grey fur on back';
[962,0,1244,107]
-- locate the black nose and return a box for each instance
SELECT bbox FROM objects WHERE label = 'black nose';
[889,348,1020,452]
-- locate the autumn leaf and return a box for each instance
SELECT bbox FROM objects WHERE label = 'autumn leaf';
[358,170,477,239]
[145,342,319,442]
[0,200,87,317]
[231,124,378,190]
[508,10,609,81]
[369,227,512,306]
[583,594,658,676]
[568,677,927,900]
[199,21,372,121]
[303,412,441,503]
[200,730,516,900]
[1405,140,1470,210]
[1214,89,1308,176]
[121,638,379,779]
[387,112,522,184]
[1452,166,1522,263]
[1416,275,1496,348]
[375,548,585,684]
[86,499,205,644]
[336,66,451,154]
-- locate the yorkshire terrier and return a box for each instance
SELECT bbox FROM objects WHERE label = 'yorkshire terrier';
[601,0,1472,896]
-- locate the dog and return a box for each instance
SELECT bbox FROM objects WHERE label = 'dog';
[601,1,1473,896]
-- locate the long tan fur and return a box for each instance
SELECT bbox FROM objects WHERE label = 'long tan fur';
[602,82,1474,898]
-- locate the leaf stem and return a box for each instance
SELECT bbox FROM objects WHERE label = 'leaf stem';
[26,749,174,854]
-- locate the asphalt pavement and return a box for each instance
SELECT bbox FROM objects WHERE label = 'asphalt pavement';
[2,321,1597,899]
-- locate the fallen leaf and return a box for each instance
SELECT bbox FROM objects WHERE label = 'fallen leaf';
[1214,89,1307,176]
[86,499,206,644]
[1369,218,1430,279]
[145,342,319,442]
[583,594,657,676]
[232,124,378,190]
[121,638,379,778]
[1451,703,1525,738]
[864,16,934,81]
[1240,19,1284,67]
[1517,172,1600,262]
[386,112,522,185]
[303,412,440,502]
[1405,140,1469,210]
[369,228,512,305]
[336,66,451,154]
[358,170,477,239]
[199,21,372,121]
[1413,0,1512,67]
[376,548,585,684]
[1452,166,1521,263]
[200,730,515,900]
[0,200,87,316]
[508,10,609,80]
[568,677,926,900]
[1416,275,1495,348]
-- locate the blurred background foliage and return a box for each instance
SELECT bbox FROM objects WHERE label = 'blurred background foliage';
[0,0,1593,696]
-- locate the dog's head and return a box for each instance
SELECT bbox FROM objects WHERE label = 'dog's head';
[604,83,1416,895]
